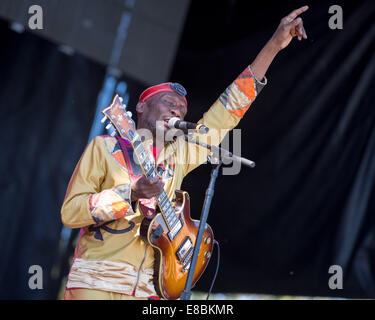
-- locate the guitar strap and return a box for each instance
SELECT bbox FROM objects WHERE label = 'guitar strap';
[115,136,157,219]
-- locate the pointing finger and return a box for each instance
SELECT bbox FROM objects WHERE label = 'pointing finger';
[286,5,309,21]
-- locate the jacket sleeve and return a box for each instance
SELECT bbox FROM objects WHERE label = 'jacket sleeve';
[61,136,134,229]
[182,65,267,176]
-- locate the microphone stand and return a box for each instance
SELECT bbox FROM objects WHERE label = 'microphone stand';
[183,134,256,169]
[180,134,255,300]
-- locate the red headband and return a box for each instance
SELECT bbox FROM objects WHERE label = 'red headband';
[139,82,187,106]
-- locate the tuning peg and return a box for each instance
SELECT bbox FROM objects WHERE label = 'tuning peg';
[106,123,112,130]
[100,115,107,123]
[111,131,117,137]
[126,111,132,117]
[119,97,123,103]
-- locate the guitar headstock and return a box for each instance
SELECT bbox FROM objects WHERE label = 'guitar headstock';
[101,94,136,141]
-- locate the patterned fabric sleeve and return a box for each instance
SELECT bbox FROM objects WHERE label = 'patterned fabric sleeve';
[88,184,132,223]
[181,65,267,176]
[61,136,133,229]
[219,66,267,118]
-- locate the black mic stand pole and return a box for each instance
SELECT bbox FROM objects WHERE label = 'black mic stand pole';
[180,155,222,300]
[180,134,255,300]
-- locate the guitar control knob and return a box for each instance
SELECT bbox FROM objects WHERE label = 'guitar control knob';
[204,251,211,259]
[204,236,211,244]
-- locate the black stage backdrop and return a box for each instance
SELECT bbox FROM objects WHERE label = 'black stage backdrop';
[0,19,106,299]
[1,0,375,299]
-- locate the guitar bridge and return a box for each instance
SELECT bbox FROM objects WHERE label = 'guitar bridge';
[182,247,194,266]
[182,260,191,273]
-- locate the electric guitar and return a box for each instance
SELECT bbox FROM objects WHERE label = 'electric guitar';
[101,94,214,300]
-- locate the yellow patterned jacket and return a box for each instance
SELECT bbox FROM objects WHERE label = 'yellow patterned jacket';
[61,66,266,298]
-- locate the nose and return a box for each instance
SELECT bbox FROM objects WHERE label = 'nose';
[170,108,182,119]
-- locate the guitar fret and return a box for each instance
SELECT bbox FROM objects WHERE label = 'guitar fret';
[157,194,163,203]
[166,217,173,226]
[163,206,170,217]
[164,200,171,212]
[159,192,167,201]
[166,206,174,220]
[132,139,141,148]
[171,215,178,225]
[167,207,177,225]
[165,211,173,224]
[159,193,168,207]
[145,166,154,179]
[158,196,168,209]
[148,170,157,179]
[168,207,174,217]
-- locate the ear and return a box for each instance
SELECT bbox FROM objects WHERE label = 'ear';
[136,101,145,114]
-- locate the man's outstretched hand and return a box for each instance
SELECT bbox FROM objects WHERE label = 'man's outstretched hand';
[250,6,309,81]
[270,6,309,51]
[249,6,309,81]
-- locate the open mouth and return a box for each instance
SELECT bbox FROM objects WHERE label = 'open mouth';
[163,118,173,128]
[155,119,171,132]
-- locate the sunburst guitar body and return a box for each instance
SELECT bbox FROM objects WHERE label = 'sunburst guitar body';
[140,190,214,300]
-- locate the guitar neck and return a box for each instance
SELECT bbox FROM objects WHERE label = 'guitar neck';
[129,131,178,230]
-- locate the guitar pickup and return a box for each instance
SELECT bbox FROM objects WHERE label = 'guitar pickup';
[167,219,183,241]
[176,237,193,262]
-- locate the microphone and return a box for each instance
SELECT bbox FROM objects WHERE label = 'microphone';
[168,117,209,134]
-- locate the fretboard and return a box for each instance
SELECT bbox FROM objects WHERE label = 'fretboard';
[130,131,178,230]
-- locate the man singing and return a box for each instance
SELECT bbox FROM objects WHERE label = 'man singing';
[61,6,309,300]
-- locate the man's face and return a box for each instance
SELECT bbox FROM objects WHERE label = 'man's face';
[136,91,187,139]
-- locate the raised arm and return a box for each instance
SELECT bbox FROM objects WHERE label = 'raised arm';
[181,6,309,176]
[250,5,308,81]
